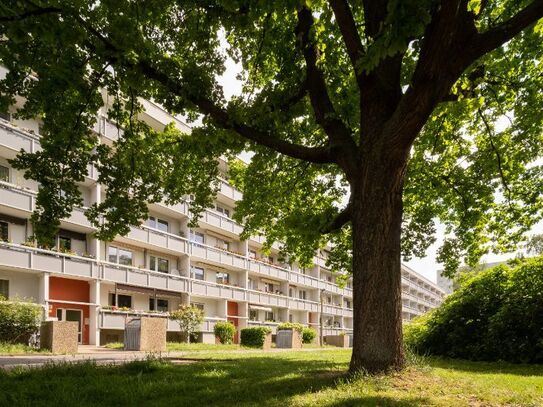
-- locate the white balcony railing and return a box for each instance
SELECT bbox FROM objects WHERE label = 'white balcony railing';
[217,177,243,202]
[190,242,247,270]
[190,279,246,301]
[99,311,223,332]
[288,297,319,312]
[199,209,244,236]
[289,271,322,290]
[248,259,289,281]
[0,120,41,154]
[247,320,280,334]
[125,225,188,254]
[247,290,289,308]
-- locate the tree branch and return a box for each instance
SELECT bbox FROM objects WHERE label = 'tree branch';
[472,1,543,58]
[295,5,358,172]
[0,6,61,22]
[328,0,364,85]
[321,202,353,234]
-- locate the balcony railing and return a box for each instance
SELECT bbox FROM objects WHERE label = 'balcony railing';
[190,242,247,270]
[289,271,321,290]
[247,320,280,333]
[217,177,243,202]
[288,297,319,312]
[247,290,289,308]
[199,209,243,236]
[0,120,41,154]
[125,225,188,254]
[190,279,246,301]
[248,259,289,281]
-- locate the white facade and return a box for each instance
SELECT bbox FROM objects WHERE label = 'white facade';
[0,100,443,345]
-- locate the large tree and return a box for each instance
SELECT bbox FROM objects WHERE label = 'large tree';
[1,0,543,373]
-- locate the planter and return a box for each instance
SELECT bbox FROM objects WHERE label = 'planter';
[275,329,302,349]
[40,321,78,354]
[325,334,350,348]
[124,316,167,352]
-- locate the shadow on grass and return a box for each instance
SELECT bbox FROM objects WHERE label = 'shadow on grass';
[428,357,543,377]
[0,354,429,406]
[325,396,428,406]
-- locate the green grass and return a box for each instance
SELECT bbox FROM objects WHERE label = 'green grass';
[1,350,542,406]
[0,342,49,354]
[103,342,242,351]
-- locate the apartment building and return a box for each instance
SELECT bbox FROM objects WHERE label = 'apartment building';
[0,93,443,345]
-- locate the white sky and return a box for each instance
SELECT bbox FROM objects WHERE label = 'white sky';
[217,54,538,283]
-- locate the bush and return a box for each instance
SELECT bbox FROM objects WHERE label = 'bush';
[0,297,42,343]
[214,321,236,344]
[240,327,271,348]
[169,305,204,343]
[277,322,304,333]
[406,257,543,363]
[302,327,317,344]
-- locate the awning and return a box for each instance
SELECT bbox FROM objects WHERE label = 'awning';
[249,305,273,312]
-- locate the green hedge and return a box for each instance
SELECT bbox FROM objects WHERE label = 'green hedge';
[240,327,271,348]
[405,257,543,363]
[277,322,304,333]
[214,321,236,344]
[0,297,42,343]
[302,327,317,344]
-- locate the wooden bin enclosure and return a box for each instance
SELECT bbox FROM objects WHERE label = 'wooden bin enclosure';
[275,329,302,349]
[124,316,167,352]
[40,321,78,354]
[324,334,350,348]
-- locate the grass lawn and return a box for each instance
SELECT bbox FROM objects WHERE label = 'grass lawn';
[104,341,329,352]
[1,350,542,406]
[0,342,49,355]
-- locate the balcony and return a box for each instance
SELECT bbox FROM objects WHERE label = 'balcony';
[190,279,246,301]
[288,297,319,312]
[289,271,321,290]
[247,290,288,308]
[190,242,246,270]
[217,178,243,202]
[93,115,123,142]
[199,209,244,237]
[247,320,280,334]
[0,243,98,279]
[101,262,189,293]
[322,327,353,336]
[0,120,41,155]
[248,259,289,281]
[123,225,188,255]
[322,304,351,317]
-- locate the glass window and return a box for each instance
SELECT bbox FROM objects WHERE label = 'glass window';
[0,279,8,298]
[264,282,274,293]
[191,302,204,311]
[289,288,293,297]
[58,236,71,252]
[264,311,274,321]
[0,165,9,183]
[298,290,307,300]
[108,246,133,266]
[249,250,257,259]
[191,266,204,280]
[108,293,132,308]
[0,221,8,241]
[216,238,229,251]
[149,298,169,312]
[249,309,258,321]
[215,204,230,218]
[107,246,117,263]
[148,216,169,232]
[190,231,204,244]
[150,256,169,273]
[248,278,254,290]
[216,272,230,285]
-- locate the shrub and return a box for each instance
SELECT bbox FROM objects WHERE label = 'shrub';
[302,327,317,344]
[240,327,271,348]
[214,321,236,344]
[277,322,304,333]
[169,305,204,343]
[0,297,43,343]
[406,257,543,363]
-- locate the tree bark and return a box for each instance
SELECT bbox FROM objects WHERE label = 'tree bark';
[349,154,406,374]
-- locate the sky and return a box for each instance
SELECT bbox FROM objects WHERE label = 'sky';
[216,52,536,284]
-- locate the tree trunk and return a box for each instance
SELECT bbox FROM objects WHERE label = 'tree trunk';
[349,157,406,374]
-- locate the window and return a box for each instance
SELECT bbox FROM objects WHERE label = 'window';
[58,236,71,252]
[191,302,204,312]
[298,290,307,300]
[0,111,10,122]
[345,300,351,309]
[0,279,8,298]
[149,298,169,312]
[264,282,274,293]
[190,231,204,244]
[108,246,133,266]
[0,165,9,183]
[216,238,229,251]
[264,311,274,321]
[215,204,230,218]
[326,296,332,304]
[248,278,254,290]
[191,266,204,280]
[289,314,293,322]
[0,221,8,241]
[216,272,230,285]
[249,309,258,321]
[248,250,257,259]
[148,216,168,232]
[150,256,169,273]
[289,288,293,297]
[108,293,132,308]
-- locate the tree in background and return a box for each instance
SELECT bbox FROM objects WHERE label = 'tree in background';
[169,306,204,344]
[1,1,543,372]
[526,234,543,255]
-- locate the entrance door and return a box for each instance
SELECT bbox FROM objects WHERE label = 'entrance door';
[56,308,83,343]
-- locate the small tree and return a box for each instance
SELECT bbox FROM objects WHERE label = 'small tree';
[0,296,43,344]
[169,305,204,344]
[214,321,236,345]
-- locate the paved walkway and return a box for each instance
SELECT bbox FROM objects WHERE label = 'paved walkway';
[0,346,344,370]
